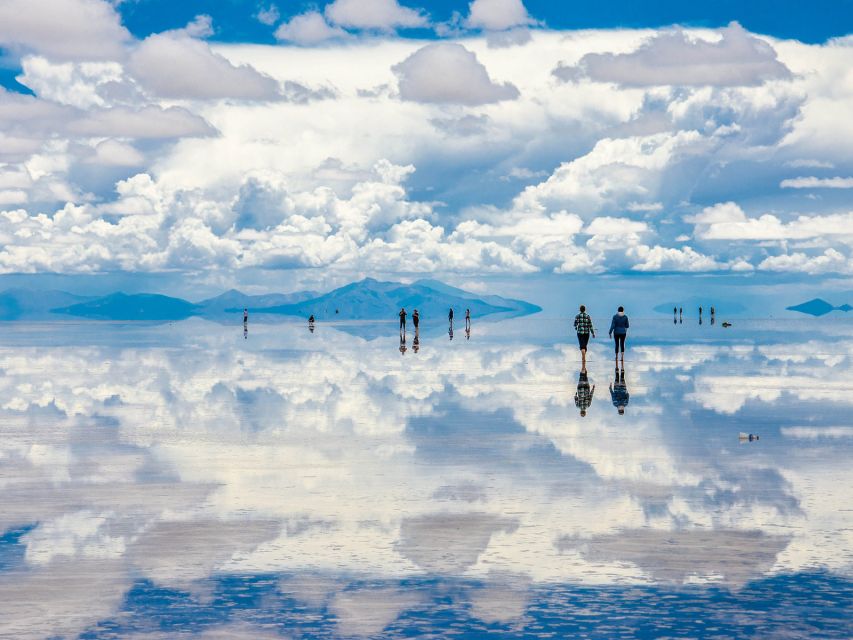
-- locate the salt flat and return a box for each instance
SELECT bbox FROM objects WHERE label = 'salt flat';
[0,316,850,639]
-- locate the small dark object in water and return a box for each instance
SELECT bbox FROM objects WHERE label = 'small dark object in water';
[722,322,732,328]
[739,432,759,442]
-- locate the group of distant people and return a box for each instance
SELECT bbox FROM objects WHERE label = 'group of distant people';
[673,305,716,325]
[396,307,471,353]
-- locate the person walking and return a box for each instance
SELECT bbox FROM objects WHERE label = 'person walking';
[608,306,629,363]
[399,307,407,334]
[574,304,595,366]
[610,368,629,415]
[575,367,595,417]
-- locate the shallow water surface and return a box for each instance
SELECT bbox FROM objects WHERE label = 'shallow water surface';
[0,317,851,639]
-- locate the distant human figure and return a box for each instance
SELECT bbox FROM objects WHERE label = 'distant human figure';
[448,322,454,341]
[413,309,419,332]
[610,368,629,415]
[308,314,315,333]
[710,306,716,326]
[399,307,407,334]
[608,306,629,363]
[449,308,454,323]
[673,307,677,324]
[465,326,470,340]
[465,308,471,330]
[679,307,683,324]
[573,304,596,367]
[399,333,407,356]
[413,334,420,353]
[574,367,595,417]
[243,308,248,323]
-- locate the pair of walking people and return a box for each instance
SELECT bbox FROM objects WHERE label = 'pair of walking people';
[573,305,630,365]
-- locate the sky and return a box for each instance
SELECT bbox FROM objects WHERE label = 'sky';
[0,0,852,295]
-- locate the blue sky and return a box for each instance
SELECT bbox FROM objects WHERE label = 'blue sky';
[116,0,853,44]
[0,0,852,294]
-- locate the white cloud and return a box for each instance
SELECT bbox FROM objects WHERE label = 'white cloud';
[689,202,853,241]
[628,244,723,272]
[554,23,791,87]
[325,0,428,30]
[256,4,280,26]
[183,14,215,39]
[465,0,533,31]
[86,139,145,166]
[393,43,519,105]
[0,0,130,61]
[274,12,348,46]
[758,248,848,274]
[127,34,281,100]
[781,426,853,439]
[68,105,216,138]
[780,176,853,189]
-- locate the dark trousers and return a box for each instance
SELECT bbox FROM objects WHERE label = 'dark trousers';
[614,334,626,353]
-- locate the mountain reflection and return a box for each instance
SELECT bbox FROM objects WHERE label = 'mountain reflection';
[0,319,851,638]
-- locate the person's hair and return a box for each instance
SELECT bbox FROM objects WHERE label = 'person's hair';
[580,304,586,312]
[618,306,624,312]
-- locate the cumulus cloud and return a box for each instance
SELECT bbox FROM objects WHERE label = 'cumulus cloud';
[256,4,280,26]
[780,176,853,188]
[393,43,519,105]
[325,0,428,30]
[274,11,348,46]
[68,105,216,138]
[465,0,533,31]
[127,34,281,100]
[554,23,792,87]
[0,0,130,61]
[758,248,848,274]
[689,202,853,241]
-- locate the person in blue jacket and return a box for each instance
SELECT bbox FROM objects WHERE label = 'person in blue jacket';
[608,306,630,363]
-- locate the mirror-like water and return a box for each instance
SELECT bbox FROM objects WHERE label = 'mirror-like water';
[0,317,851,639]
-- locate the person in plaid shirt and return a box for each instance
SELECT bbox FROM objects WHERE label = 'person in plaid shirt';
[574,304,595,366]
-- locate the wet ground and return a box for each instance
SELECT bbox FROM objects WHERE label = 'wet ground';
[0,316,851,639]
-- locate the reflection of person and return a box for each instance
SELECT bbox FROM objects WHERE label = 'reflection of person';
[465,327,470,340]
[413,309,419,332]
[243,323,248,340]
[610,368,629,415]
[608,306,629,363]
[574,367,595,417]
[413,334,419,353]
[243,308,248,323]
[573,305,595,367]
[448,322,454,340]
[308,314,315,333]
[399,307,407,334]
[679,307,683,323]
[465,308,471,330]
[399,333,407,355]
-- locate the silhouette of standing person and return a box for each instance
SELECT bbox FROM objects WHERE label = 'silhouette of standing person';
[610,368,629,415]
[449,307,454,324]
[710,306,716,326]
[673,306,677,324]
[465,308,471,331]
[608,306,629,364]
[413,309,419,334]
[399,307,407,335]
[243,308,248,323]
[574,304,595,367]
[575,367,595,417]
[679,307,683,324]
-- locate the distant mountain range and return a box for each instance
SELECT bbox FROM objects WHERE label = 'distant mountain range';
[0,279,540,322]
[241,278,541,321]
[786,298,853,317]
